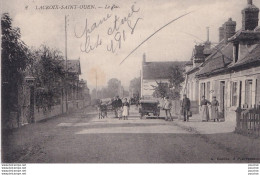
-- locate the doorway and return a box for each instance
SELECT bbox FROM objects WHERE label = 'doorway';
[219,81,225,119]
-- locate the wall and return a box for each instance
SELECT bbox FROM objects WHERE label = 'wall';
[5,100,88,129]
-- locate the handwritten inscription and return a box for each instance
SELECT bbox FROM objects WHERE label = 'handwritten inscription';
[74,13,112,53]
[74,3,142,54]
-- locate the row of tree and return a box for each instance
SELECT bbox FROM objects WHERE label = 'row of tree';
[91,78,129,99]
[1,13,80,124]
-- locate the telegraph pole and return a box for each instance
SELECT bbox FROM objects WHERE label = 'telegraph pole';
[95,70,98,99]
[206,26,209,42]
[65,15,68,112]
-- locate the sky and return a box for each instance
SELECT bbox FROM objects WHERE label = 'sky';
[2,0,260,91]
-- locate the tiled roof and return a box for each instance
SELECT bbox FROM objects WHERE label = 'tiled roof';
[143,61,186,79]
[229,44,260,69]
[196,41,233,77]
[228,30,260,42]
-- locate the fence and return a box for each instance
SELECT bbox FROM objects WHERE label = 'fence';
[235,106,260,137]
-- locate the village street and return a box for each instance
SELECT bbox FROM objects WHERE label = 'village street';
[2,106,260,163]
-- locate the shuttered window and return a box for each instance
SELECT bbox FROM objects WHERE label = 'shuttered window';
[245,80,253,108]
[231,81,238,107]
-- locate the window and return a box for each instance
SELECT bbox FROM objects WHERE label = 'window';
[231,81,238,106]
[233,43,239,63]
[206,82,210,99]
[200,83,205,98]
[245,80,253,108]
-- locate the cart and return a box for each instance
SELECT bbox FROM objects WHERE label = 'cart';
[139,99,160,119]
[98,104,107,119]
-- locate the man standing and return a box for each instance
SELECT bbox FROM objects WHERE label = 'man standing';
[164,97,173,121]
[182,94,191,122]
[114,96,122,118]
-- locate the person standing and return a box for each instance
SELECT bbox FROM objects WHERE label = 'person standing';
[164,97,173,121]
[182,94,191,122]
[111,97,117,117]
[200,96,211,122]
[122,98,130,120]
[211,96,219,122]
[114,96,122,118]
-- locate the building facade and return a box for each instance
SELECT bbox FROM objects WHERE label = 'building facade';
[184,0,260,122]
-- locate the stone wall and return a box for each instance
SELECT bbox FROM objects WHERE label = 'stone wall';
[5,100,88,130]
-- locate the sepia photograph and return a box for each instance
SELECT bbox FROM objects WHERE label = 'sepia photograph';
[1,0,260,169]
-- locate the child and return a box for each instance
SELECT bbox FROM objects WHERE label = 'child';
[118,107,123,120]
[122,98,130,120]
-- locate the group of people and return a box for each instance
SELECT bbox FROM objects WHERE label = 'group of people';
[160,95,192,122]
[98,94,221,122]
[111,96,130,120]
[160,94,220,122]
[200,95,220,122]
[181,94,220,122]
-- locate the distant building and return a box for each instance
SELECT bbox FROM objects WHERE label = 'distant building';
[66,59,81,101]
[141,53,186,98]
[78,79,91,106]
[184,0,260,123]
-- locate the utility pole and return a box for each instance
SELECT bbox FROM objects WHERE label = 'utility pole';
[95,70,98,99]
[65,15,68,112]
[206,26,210,42]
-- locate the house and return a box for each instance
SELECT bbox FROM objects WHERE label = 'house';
[66,59,81,101]
[184,0,260,123]
[141,53,186,98]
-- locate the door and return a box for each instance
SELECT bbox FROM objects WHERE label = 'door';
[219,81,225,119]
[239,81,242,108]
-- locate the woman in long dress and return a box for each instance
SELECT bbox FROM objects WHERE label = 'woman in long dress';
[122,98,130,120]
[211,96,219,122]
[200,96,211,122]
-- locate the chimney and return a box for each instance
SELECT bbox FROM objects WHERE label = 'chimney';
[142,53,146,64]
[193,45,205,67]
[224,18,236,43]
[242,0,259,30]
[219,25,224,42]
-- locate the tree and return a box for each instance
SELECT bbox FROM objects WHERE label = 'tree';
[152,65,185,100]
[31,45,65,109]
[168,65,185,92]
[168,65,185,99]
[107,78,121,97]
[91,78,122,99]
[152,81,169,98]
[129,77,141,95]
[1,13,31,121]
